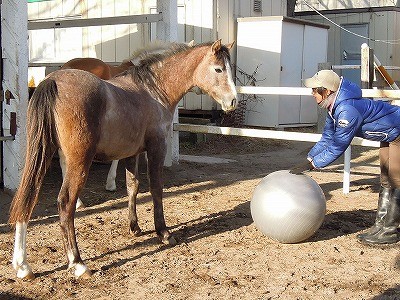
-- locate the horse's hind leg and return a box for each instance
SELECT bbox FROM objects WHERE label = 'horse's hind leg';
[59,149,85,209]
[12,222,34,280]
[58,162,92,279]
[105,160,118,191]
[125,156,141,235]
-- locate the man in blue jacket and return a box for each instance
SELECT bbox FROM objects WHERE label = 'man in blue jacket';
[290,69,400,245]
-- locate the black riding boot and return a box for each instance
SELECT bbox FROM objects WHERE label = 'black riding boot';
[362,188,400,245]
[357,186,391,241]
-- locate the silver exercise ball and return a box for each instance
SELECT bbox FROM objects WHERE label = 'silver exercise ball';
[250,170,326,243]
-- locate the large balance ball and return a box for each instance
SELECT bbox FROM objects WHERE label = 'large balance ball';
[250,170,326,243]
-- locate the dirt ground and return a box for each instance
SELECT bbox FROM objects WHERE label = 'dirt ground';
[0,134,399,299]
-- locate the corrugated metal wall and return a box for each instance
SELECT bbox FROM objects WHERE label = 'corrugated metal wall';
[298,10,400,82]
[296,0,398,10]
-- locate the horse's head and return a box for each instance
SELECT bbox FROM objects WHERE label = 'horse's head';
[193,40,237,112]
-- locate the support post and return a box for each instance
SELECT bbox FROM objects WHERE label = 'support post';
[343,147,351,194]
[360,43,374,89]
[156,0,178,166]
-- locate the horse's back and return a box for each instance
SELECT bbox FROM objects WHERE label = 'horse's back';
[48,68,105,96]
[61,57,111,79]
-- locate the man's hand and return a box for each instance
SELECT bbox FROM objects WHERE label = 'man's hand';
[289,160,314,175]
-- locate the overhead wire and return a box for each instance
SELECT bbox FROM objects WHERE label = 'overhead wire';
[301,0,400,45]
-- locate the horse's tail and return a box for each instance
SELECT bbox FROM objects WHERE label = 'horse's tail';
[9,78,59,225]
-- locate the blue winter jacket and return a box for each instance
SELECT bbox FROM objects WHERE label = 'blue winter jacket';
[308,78,400,168]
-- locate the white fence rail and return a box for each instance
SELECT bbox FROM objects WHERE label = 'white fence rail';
[172,86,400,194]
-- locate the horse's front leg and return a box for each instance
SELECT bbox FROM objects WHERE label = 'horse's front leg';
[124,156,141,235]
[147,148,176,245]
[58,169,91,279]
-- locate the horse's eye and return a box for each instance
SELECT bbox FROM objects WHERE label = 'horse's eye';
[215,67,223,73]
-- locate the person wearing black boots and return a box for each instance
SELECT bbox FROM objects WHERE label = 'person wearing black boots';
[358,142,400,244]
[290,70,400,245]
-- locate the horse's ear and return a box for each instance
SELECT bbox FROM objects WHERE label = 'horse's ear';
[211,39,222,54]
[226,41,235,50]
[187,40,195,47]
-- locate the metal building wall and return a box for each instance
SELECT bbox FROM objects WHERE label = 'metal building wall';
[298,9,400,82]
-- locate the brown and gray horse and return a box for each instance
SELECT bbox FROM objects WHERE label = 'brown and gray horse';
[9,40,237,280]
[60,41,198,205]
[60,57,133,206]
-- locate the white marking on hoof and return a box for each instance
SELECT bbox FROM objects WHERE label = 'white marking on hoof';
[76,198,85,209]
[105,181,116,191]
[15,264,35,280]
[74,263,92,279]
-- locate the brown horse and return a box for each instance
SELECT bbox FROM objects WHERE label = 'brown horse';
[10,40,237,280]
[61,57,134,79]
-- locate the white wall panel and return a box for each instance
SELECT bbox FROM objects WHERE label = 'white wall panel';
[27,0,293,112]
[1,0,29,191]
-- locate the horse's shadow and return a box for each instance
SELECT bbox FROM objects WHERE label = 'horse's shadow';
[31,200,252,277]
[92,201,252,272]
[69,202,377,275]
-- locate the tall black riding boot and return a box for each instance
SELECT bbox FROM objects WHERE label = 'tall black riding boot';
[362,188,400,245]
[357,186,391,242]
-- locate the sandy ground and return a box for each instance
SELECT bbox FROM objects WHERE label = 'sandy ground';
[0,135,399,299]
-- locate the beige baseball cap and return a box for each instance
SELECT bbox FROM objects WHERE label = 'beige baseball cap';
[303,70,340,91]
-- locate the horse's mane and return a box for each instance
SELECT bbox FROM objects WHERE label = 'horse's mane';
[124,40,187,66]
[116,41,190,104]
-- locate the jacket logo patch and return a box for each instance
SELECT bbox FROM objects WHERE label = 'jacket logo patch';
[338,119,349,128]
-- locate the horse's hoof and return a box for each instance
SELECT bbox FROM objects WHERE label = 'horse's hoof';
[130,228,142,237]
[105,182,116,191]
[20,272,35,281]
[77,269,92,279]
[16,269,35,281]
[160,234,177,246]
[73,263,92,279]
[76,199,85,209]
[130,224,142,236]
[15,263,35,281]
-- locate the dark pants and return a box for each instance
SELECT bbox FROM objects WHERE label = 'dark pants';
[380,136,400,188]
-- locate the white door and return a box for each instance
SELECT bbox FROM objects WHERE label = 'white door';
[279,22,304,125]
[300,25,328,124]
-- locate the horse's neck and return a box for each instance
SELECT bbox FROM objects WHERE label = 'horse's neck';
[154,47,206,111]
